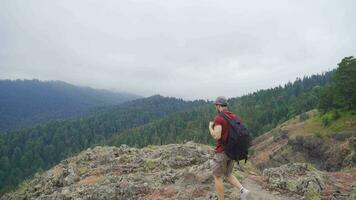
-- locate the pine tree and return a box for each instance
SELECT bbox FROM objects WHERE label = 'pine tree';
[335,56,356,110]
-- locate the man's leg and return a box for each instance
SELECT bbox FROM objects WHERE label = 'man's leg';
[226,174,250,200]
[214,175,224,200]
[225,174,242,189]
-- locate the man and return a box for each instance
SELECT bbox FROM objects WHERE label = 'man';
[209,96,249,200]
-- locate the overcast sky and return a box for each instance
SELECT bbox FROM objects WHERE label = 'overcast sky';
[1,0,355,100]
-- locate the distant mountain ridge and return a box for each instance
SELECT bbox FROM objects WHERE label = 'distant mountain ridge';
[0,79,141,131]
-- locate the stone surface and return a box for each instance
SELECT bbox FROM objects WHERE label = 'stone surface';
[2,141,354,200]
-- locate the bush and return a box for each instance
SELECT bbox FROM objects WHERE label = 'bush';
[143,159,156,171]
[248,148,255,156]
[331,110,341,120]
[321,114,332,127]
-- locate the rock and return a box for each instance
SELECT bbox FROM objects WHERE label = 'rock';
[0,143,216,200]
[330,132,354,141]
[331,191,350,200]
[287,135,351,171]
[263,163,325,199]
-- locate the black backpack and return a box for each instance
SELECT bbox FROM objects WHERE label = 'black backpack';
[219,112,251,164]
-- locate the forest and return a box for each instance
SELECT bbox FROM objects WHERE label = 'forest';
[0,57,355,196]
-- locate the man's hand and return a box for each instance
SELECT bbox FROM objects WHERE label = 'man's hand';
[209,121,214,128]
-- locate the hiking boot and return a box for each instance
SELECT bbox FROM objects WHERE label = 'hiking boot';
[240,188,250,200]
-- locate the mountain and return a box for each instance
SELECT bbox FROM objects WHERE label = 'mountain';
[1,74,355,198]
[105,71,335,148]
[0,65,349,197]
[0,79,141,131]
[0,95,208,195]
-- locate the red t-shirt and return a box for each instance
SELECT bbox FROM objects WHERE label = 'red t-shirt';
[213,111,241,153]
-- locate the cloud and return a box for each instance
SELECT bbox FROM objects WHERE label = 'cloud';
[1,0,355,100]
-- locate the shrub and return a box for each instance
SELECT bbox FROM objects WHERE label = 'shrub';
[351,110,356,115]
[143,159,156,171]
[331,110,341,120]
[248,148,255,156]
[321,114,332,127]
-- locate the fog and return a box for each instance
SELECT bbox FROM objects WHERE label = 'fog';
[1,0,355,100]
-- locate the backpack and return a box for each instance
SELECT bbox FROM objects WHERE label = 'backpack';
[219,112,251,164]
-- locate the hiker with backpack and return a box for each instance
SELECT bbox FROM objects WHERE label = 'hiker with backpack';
[209,96,250,200]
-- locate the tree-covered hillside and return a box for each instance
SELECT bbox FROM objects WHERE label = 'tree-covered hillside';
[0,95,207,195]
[0,79,141,131]
[319,56,356,112]
[105,70,335,148]
[2,56,352,197]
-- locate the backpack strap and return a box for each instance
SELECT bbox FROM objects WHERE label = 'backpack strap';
[219,112,240,145]
[219,112,240,126]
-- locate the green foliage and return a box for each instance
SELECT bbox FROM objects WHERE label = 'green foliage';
[321,113,332,127]
[314,131,324,139]
[248,148,255,157]
[331,110,341,120]
[106,71,335,148]
[318,84,335,112]
[143,159,157,171]
[335,56,356,110]
[319,56,356,111]
[144,145,158,150]
[308,189,321,200]
[0,95,206,196]
[305,110,356,136]
[0,68,342,196]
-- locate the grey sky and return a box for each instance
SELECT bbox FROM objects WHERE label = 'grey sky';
[1,0,355,100]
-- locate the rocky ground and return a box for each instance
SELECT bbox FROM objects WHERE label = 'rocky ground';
[0,142,306,200]
[249,111,356,199]
[1,141,355,199]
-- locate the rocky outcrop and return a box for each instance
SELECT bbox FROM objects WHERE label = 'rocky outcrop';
[1,142,218,199]
[263,163,325,198]
[1,141,311,200]
[263,163,356,200]
[250,110,356,172]
[1,142,236,200]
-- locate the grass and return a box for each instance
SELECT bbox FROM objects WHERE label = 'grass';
[304,110,356,137]
[144,145,158,150]
[78,167,87,176]
[14,179,29,193]
[52,166,62,178]
[143,159,157,171]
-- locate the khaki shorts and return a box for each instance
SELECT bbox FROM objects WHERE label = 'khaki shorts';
[212,152,234,177]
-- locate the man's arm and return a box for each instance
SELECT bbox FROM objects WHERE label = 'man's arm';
[209,122,222,140]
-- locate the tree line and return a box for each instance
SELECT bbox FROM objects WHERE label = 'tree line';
[105,69,335,148]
